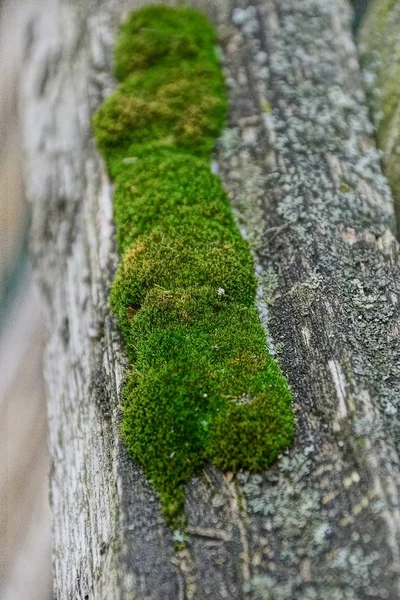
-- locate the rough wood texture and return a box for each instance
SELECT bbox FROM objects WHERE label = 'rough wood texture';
[21,0,400,598]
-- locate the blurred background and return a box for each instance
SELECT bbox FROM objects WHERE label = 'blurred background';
[0,0,372,599]
[0,0,52,598]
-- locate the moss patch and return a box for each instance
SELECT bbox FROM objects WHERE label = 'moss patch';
[113,5,218,80]
[92,4,294,527]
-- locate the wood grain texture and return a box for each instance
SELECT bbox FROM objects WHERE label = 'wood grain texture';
[21,0,400,598]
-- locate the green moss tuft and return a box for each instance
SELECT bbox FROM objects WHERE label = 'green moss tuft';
[114,5,218,80]
[339,180,351,194]
[93,59,227,178]
[92,4,294,527]
[119,289,293,524]
[111,153,235,254]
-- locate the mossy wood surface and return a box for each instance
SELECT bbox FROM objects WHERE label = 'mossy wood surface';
[92,6,294,527]
[21,0,400,598]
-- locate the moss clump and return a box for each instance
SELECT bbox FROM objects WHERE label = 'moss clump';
[111,153,235,254]
[339,180,351,194]
[110,224,257,355]
[93,43,227,177]
[92,4,294,527]
[113,5,218,80]
[120,292,293,523]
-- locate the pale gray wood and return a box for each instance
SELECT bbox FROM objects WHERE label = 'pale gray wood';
[21,0,400,598]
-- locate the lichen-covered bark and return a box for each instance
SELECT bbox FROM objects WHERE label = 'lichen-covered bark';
[358,0,400,235]
[21,0,400,599]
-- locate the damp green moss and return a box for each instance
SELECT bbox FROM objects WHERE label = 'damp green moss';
[113,5,218,80]
[92,5,294,527]
[111,154,235,255]
[93,63,227,178]
[339,180,351,194]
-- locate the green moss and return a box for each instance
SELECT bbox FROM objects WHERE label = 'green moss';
[110,226,257,356]
[340,180,351,193]
[92,4,294,527]
[93,53,227,178]
[112,153,235,254]
[113,5,218,80]
[121,297,293,524]
[261,98,272,114]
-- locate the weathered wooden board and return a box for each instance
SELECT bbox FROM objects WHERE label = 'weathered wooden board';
[21,0,400,598]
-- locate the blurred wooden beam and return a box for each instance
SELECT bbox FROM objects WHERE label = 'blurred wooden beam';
[0,274,52,599]
[0,0,52,597]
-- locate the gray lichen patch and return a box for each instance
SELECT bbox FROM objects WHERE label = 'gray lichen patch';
[215,0,400,597]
